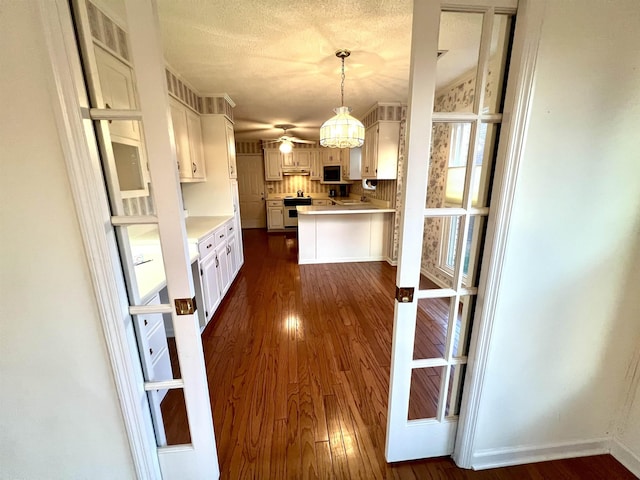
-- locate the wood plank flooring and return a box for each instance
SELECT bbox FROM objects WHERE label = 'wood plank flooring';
[162,229,634,479]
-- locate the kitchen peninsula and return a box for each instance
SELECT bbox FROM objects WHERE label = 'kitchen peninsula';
[297,200,395,264]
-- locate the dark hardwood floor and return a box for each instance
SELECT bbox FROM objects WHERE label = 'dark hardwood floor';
[162,228,634,479]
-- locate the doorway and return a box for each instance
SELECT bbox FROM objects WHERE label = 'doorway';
[236,154,266,228]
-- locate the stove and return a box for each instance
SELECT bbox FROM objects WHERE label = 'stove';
[283,196,312,228]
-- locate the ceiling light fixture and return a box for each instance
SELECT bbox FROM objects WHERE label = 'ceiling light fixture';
[279,139,293,154]
[320,49,365,149]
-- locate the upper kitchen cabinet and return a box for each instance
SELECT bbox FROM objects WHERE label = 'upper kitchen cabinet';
[169,97,206,182]
[225,120,237,179]
[320,148,342,165]
[360,102,405,180]
[264,149,283,181]
[182,94,237,217]
[94,46,139,142]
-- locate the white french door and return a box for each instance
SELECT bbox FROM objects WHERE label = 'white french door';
[71,0,219,477]
[386,0,516,462]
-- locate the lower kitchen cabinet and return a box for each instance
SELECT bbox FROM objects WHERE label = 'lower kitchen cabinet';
[267,200,284,231]
[192,217,243,330]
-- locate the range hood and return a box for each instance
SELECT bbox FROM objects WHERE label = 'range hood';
[282,168,310,176]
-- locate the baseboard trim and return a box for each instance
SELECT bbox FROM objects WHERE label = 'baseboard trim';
[386,257,397,266]
[611,437,640,478]
[299,256,386,265]
[470,437,610,470]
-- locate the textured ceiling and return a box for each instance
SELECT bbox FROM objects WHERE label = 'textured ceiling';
[148,2,491,142]
[156,0,413,141]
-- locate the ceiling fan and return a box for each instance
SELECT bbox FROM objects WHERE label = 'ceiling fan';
[262,124,316,153]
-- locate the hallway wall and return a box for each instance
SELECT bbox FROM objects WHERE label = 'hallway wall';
[0,3,135,478]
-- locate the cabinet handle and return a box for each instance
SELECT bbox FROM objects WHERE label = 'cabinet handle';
[192,162,197,173]
[149,348,153,355]
[215,256,219,267]
[144,319,148,326]
[227,245,231,254]
[229,227,233,231]
[207,243,212,249]
[219,234,224,239]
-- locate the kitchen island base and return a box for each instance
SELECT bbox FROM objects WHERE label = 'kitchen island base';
[298,209,392,264]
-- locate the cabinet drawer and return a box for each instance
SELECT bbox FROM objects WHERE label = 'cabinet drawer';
[214,225,227,246]
[267,200,283,207]
[147,322,169,370]
[227,221,236,236]
[198,232,216,259]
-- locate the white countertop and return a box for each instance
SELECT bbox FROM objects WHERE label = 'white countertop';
[129,215,233,303]
[297,205,395,215]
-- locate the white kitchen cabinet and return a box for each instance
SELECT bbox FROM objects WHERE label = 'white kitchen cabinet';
[215,242,231,296]
[320,147,342,165]
[361,122,400,179]
[198,251,221,324]
[170,98,206,182]
[264,150,283,181]
[310,150,322,180]
[227,234,238,278]
[291,149,312,168]
[280,151,295,168]
[94,46,139,142]
[267,199,284,231]
[186,108,206,180]
[132,293,172,398]
[225,119,237,179]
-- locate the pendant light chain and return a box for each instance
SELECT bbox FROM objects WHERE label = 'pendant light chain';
[340,55,345,106]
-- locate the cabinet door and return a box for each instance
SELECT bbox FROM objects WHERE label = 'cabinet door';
[264,150,283,181]
[227,234,238,277]
[94,46,139,142]
[321,148,342,165]
[225,120,237,179]
[186,109,206,180]
[362,125,378,178]
[293,150,312,168]
[215,243,231,295]
[169,99,192,178]
[200,254,220,322]
[309,150,321,180]
[267,206,284,230]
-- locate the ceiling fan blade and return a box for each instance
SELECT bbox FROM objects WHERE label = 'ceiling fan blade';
[290,137,317,144]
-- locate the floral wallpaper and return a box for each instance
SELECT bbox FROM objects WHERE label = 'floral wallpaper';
[421,66,498,285]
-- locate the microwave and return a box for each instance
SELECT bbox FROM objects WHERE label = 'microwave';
[322,164,342,183]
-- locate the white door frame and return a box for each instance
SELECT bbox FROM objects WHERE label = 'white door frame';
[386,0,546,466]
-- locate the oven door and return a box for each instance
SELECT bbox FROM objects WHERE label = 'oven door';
[284,206,298,227]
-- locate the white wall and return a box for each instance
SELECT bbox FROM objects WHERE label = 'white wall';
[613,240,640,476]
[0,3,135,478]
[470,0,640,467]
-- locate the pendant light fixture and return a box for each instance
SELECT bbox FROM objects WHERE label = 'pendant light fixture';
[320,49,365,149]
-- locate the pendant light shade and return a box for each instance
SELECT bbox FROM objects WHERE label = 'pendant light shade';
[320,50,365,149]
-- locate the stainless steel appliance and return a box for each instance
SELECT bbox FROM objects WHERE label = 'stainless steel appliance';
[283,196,312,228]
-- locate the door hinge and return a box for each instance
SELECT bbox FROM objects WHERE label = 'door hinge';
[395,286,414,303]
[175,296,196,315]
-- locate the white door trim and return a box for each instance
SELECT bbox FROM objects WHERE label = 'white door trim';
[453,0,547,468]
[38,1,160,478]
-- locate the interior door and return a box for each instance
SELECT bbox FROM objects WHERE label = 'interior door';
[237,154,266,228]
[71,0,219,477]
[386,0,515,462]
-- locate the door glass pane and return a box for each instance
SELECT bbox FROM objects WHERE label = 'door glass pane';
[408,367,443,420]
[414,298,451,360]
[483,14,514,113]
[427,122,497,209]
[150,387,192,446]
[452,296,474,357]
[462,216,487,288]
[95,120,156,216]
[435,12,483,113]
[421,216,460,289]
[446,364,467,417]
